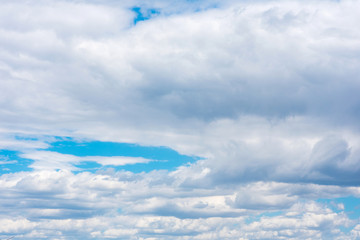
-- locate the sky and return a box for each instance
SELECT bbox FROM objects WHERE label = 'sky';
[1,0,360,239]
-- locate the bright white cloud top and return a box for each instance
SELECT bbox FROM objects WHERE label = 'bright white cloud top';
[1,0,360,239]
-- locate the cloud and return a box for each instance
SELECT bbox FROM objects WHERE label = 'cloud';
[1,0,359,132]
[1,0,360,239]
[0,170,357,239]
[66,0,360,125]
[19,151,153,170]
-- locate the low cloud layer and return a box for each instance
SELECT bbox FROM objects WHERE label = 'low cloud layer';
[0,170,359,239]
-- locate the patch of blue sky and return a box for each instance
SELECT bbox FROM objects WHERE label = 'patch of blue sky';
[73,161,103,173]
[245,211,284,224]
[130,3,220,25]
[1,137,199,174]
[0,150,33,174]
[181,0,220,13]
[317,196,360,220]
[194,4,220,13]
[339,226,354,234]
[131,7,160,24]
[14,135,40,141]
[15,133,65,143]
[108,159,185,173]
[47,139,199,173]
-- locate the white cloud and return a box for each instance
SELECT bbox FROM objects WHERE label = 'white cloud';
[1,0,360,239]
[0,168,359,239]
[0,218,37,233]
[0,199,354,239]
[18,151,153,170]
[2,0,358,186]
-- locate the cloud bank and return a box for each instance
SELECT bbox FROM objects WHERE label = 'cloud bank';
[1,0,360,239]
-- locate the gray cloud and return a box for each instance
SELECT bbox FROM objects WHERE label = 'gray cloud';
[1,0,360,239]
[1,0,360,129]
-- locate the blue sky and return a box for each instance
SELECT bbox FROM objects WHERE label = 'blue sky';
[0,137,197,174]
[1,0,360,239]
[132,7,160,24]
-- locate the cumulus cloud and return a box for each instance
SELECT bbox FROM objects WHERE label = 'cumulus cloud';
[1,0,360,131]
[1,0,360,239]
[0,170,358,239]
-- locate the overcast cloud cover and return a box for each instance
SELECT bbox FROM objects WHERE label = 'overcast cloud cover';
[1,0,360,239]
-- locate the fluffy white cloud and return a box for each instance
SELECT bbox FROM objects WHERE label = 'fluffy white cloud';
[1,0,359,130]
[2,0,359,186]
[1,0,360,239]
[0,169,358,239]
